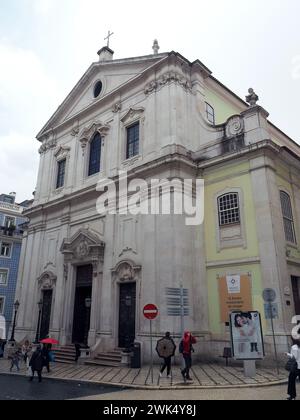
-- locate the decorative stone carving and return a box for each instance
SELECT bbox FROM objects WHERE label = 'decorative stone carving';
[246,88,259,107]
[71,120,80,137]
[144,72,192,95]
[121,108,145,125]
[39,130,57,154]
[38,271,57,290]
[54,145,71,160]
[112,260,141,283]
[112,102,122,113]
[79,121,110,153]
[152,39,160,55]
[61,229,105,265]
[225,116,244,138]
[75,240,89,259]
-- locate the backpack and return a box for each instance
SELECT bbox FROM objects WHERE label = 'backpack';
[285,357,298,373]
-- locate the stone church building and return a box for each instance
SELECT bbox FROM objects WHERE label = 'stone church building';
[15,41,300,362]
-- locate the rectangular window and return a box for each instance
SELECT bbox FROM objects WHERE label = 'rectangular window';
[126,123,140,160]
[56,159,66,189]
[0,243,11,258]
[0,297,4,314]
[218,193,240,226]
[4,216,15,228]
[280,191,296,244]
[205,103,215,125]
[0,270,8,286]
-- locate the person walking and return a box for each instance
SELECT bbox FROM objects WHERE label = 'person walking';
[10,348,22,372]
[29,345,43,383]
[22,340,31,365]
[42,343,51,373]
[159,332,176,379]
[286,337,300,400]
[179,331,197,382]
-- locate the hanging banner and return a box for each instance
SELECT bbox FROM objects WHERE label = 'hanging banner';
[219,275,253,323]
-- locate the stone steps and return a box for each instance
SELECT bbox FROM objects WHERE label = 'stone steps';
[54,345,76,364]
[85,350,123,368]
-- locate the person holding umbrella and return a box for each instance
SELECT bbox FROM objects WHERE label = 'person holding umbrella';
[156,332,176,379]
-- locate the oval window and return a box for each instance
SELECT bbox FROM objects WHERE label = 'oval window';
[94,81,103,98]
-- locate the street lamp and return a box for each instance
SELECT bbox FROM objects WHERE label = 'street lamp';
[34,300,43,344]
[83,297,92,347]
[9,300,20,342]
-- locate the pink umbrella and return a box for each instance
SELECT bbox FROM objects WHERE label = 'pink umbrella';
[40,338,59,345]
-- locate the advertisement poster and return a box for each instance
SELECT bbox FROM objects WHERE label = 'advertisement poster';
[230,311,265,360]
[219,275,253,323]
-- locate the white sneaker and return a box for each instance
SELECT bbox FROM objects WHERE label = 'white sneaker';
[167,375,171,379]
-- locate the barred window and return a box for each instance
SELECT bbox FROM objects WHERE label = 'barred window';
[88,133,102,176]
[218,193,240,226]
[205,103,215,125]
[0,270,8,286]
[56,159,66,189]
[126,123,140,159]
[280,191,296,244]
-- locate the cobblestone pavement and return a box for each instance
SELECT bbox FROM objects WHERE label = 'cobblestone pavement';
[0,359,287,390]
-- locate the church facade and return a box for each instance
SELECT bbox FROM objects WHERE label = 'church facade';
[15,42,300,361]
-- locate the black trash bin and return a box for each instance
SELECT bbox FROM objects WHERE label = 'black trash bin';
[130,342,141,369]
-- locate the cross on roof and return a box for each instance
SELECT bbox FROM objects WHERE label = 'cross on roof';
[104,31,114,48]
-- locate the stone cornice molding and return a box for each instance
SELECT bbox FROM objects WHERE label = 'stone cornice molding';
[39,130,57,154]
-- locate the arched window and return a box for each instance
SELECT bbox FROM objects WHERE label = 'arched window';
[280,191,296,244]
[88,133,102,176]
[218,193,240,226]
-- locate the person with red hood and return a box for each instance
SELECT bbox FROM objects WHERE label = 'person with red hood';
[179,331,197,382]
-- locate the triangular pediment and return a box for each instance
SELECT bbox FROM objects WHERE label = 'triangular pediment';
[37,54,168,139]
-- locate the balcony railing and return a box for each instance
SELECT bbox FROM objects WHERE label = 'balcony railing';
[0,201,24,214]
[0,226,24,238]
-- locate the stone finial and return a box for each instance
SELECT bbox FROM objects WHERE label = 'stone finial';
[246,88,259,107]
[152,39,160,55]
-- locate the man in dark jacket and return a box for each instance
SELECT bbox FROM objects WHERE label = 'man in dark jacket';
[29,345,43,383]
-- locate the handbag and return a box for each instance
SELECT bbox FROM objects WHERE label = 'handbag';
[285,357,298,372]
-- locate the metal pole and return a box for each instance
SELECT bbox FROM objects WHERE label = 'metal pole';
[180,285,185,369]
[150,319,153,384]
[269,303,280,375]
[9,310,17,342]
[34,309,42,344]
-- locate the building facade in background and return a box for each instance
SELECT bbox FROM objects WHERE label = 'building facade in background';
[0,193,29,338]
[14,42,300,362]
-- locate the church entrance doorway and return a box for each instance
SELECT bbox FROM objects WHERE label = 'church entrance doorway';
[292,276,300,315]
[40,290,53,340]
[118,282,136,349]
[72,265,93,346]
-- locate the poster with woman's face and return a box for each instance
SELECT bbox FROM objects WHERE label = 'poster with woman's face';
[230,311,265,360]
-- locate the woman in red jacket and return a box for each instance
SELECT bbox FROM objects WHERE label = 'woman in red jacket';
[179,331,197,382]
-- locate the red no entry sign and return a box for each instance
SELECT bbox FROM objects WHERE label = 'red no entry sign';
[143,304,159,320]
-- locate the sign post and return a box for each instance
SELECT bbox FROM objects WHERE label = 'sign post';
[143,304,159,384]
[263,289,279,375]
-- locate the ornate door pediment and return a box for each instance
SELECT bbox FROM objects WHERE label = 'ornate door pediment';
[61,229,105,264]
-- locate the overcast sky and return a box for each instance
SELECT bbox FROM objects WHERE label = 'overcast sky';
[1,0,300,202]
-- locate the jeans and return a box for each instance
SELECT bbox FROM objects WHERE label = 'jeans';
[182,354,192,379]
